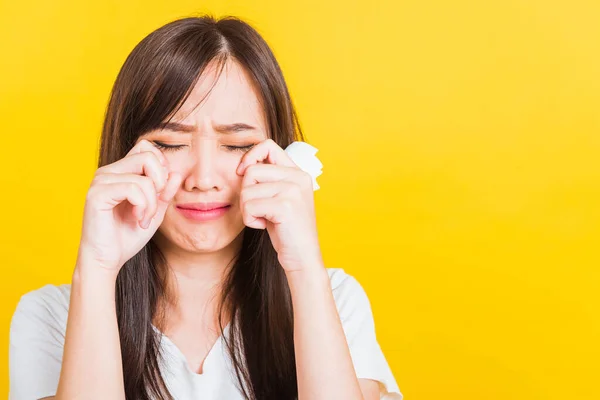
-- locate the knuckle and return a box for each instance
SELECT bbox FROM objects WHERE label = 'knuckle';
[142,151,155,162]
[242,211,253,226]
[242,199,252,214]
[148,152,165,169]
[241,170,252,184]
[91,175,101,185]
[240,176,249,189]
[291,184,302,196]
[85,186,98,202]
[246,164,258,176]
[300,171,312,184]
[126,182,139,194]
[140,175,154,190]
[280,199,294,213]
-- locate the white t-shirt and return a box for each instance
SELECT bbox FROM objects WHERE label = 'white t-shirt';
[9,268,402,400]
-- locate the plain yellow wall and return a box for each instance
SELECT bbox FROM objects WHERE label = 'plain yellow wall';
[1,0,599,398]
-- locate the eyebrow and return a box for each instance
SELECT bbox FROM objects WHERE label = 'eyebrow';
[154,122,258,134]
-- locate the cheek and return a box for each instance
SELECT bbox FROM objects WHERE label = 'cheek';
[226,161,245,192]
[216,152,246,181]
[161,151,187,172]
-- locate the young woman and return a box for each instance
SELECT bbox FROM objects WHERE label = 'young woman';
[9,15,402,400]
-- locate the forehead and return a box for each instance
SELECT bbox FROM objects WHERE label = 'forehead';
[171,59,265,127]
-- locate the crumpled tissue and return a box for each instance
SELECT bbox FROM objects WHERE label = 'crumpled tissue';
[284,141,323,191]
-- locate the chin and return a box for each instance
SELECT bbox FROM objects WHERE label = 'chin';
[156,223,245,254]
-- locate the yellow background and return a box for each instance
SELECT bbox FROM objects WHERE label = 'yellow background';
[1,0,598,398]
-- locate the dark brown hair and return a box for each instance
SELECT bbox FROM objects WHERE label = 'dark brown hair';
[98,15,304,400]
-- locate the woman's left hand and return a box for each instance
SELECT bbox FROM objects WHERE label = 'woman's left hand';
[236,139,323,273]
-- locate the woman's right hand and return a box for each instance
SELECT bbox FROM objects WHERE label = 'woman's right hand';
[76,139,182,276]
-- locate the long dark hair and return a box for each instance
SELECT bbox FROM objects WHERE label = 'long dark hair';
[98,15,303,400]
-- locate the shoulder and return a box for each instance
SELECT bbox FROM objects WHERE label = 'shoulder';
[10,284,72,340]
[9,284,71,400]
[325,268,403,398]
[326,267,371,305]
[14,283,72,316]
[325,268,374,329]
[326,267,354,289]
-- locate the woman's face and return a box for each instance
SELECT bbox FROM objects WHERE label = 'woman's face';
[137,59,268,255]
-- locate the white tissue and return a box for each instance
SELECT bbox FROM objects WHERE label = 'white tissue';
[284,141,323,191]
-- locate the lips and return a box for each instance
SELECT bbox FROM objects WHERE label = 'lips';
[176,202,231,222]
[177,202,231,211]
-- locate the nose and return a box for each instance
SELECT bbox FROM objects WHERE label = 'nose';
[182,136,222,193]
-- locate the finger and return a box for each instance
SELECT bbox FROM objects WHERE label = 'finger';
[89,181,147,222]
[146,172,183,231]
[243,197,289,229]
[128,138,169,167]
[159,172,182,203]
[236,139,296,175]
[240,181,291,205]
[93,173,157,227]
[98,151,169,194]
[241,164,303,188]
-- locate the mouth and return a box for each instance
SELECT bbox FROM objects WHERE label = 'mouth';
[176,203,231,222]
[176,202,231,211]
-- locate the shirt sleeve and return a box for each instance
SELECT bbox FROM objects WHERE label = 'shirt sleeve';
[9,284,69,400]
[331,270,403,400]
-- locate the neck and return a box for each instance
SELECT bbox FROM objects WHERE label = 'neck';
[151,231,243,330]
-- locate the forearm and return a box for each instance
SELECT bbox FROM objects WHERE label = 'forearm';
[55,263,125,399]
[286,267,363,400]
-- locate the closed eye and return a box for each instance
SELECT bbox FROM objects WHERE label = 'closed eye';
[152,141,255,153]
[223,144,255,153]
[152,141,183,152]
